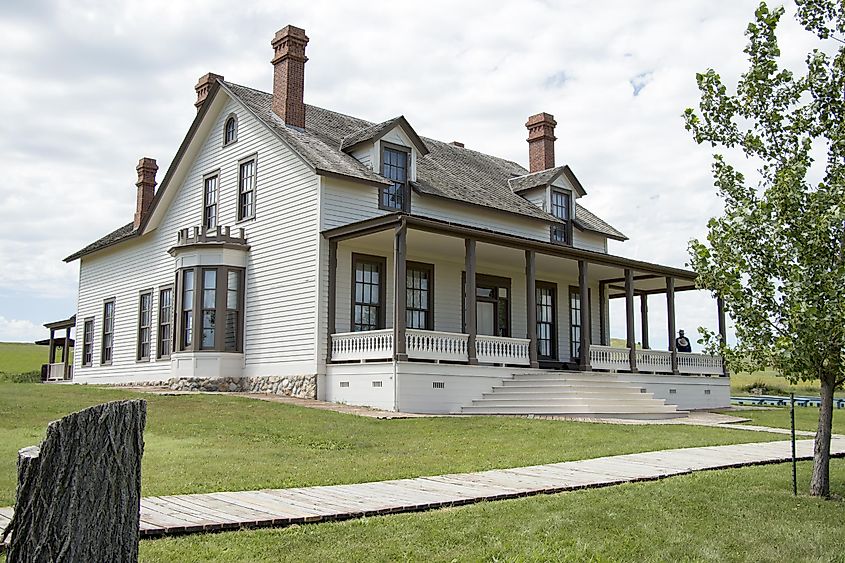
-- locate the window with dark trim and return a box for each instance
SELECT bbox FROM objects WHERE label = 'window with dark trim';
[177,266,244,352]
[158,286,173,358]
[82,318,94,367]
[352,254,386,332]
[203,174,218,229]
[380,144,410,212]
[238,158,256,220]
[137,291,153,361]
[536,281,557,360]
[406,262,434,330]
[569,285,584,360]
[224,115,238,146]
[462,273,511,337]
[550,189,572,245]
[101,299,115,365]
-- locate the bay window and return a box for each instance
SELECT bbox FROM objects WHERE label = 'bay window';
[177,266,244,352]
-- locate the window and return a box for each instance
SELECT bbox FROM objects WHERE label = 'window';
[406,262,434,330]
[380,145,409,211]
[158,286,173,358]
[568,286,590,361]
[101,299,115,365]
[550,189,572,245]
[82,319,94,367]
[137,291,153,361]
[177,266,244,352]
[181,269,194,350]
[352,254,385,331]
[238,158,256,220]
[224,115,238,145]
[536,282,557,360]
[201,269,217,349]
[203,174,218,229]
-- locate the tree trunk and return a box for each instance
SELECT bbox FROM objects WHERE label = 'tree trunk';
[810,373,834,497]
[3,400,146,562]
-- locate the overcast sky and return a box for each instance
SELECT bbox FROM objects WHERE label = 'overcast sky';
[0,0,820,348]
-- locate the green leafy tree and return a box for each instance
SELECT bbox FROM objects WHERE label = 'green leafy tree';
[684,0,845,497]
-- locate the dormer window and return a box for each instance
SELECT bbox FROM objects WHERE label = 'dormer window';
[550,189,572,245]
[224,114,238,146]
[380,144,410,212]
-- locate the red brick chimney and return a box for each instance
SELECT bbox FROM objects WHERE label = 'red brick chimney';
[194,72,224,111]
[271,25,309,129]
[525,112,557,173]
[133,157,158,230]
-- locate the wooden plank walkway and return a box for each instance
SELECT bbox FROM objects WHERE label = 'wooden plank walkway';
[1,437,843,541]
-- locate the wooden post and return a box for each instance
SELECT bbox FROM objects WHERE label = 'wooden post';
[394,221,408,361]
[465,238,478,365]
[667,276,678,374]
[63,326,71,379]
[579,260,592,370]
[525,250,539,368]
[640,294,650,350]
[717,295,728,377]
[48,328,56,365]
[598,282,607,346]
[326,239,338,364]
[625,268,638,373]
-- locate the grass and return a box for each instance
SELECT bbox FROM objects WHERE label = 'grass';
[137,460,845,562]
[0,342,46,383]
[0,383,785,507]
[731,406,844,435]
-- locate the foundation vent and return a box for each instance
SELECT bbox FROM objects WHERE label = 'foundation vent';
[669,388,677,394]
[704,389,711,395]
[640,388,647,394]
[372,380,383,388]
[432,381,445,389]
[339,381,350,388]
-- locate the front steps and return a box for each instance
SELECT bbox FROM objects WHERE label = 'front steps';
[461,371,686,419]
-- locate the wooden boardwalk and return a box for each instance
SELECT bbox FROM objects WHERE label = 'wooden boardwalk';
[1,438,843,541]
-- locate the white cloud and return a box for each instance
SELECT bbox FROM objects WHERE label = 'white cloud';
[0,317,43,343]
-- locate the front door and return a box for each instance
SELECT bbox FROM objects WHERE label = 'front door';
[476,301,496,336]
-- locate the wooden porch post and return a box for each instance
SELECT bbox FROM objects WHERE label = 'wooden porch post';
[326,239,338,364]
[394,221,408,361]
[48,328,56,365]
[465,238,478,365]
[598,282,607,346]
[525,250,539,368]
[640,294,650,349]
[579,260,592,370]
[667,276,679,374]
[625,268,638,373]
[63,326,71,378]
[717,295,728,377]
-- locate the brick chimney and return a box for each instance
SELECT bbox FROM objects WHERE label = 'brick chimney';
[133,157,158,230]
[525,112,557,173]
[194,72,224,111]
[271,25,309,129]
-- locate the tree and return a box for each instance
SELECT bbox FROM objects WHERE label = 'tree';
[684,0,845,497]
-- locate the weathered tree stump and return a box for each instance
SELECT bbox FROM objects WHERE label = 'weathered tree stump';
[2,399,146,563]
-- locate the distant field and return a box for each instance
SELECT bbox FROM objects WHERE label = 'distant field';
[0,342,51,382]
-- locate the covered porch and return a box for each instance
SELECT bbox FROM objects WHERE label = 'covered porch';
[38,315,76,382]
[323,214,725,377]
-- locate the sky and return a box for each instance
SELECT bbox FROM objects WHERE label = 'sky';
[0,0,822,348]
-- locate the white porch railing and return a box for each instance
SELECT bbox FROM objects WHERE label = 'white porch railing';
[406,329,468,362]
[636,349,674,374]
[677,352,723,375]
[331,330,393,361]
[476,335,531,366]
[589,345,630,371]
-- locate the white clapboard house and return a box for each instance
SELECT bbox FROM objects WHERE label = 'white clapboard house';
[64,25,729,416]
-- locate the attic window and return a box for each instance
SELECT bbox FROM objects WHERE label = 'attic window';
[224,115,238,146]
[380,143,410,212]
[550,189,572,245]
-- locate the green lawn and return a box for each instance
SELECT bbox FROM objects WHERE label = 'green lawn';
[0,342,46,382]
[0,383,784,506]
[728,368,842,397]
[732,406,844,435]
[138,460,845,562]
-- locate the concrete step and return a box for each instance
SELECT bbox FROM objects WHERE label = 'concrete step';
[500,379,630,388]
[461,404,682,416]
[471,397,668,407]
[486,388,650,397]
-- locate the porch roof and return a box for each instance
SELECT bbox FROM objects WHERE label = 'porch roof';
[322,213,697,283]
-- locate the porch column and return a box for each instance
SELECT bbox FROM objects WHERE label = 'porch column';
[525,250,539,368]
[640,295,650,349]
[579,260,592,370]
[394,221,408,361]
[63,326,71,378]
[625,268,638,372]
[667,276,679,374]
[465,238,478,365]
[326,239,338,363]
[48,328,56,365]
[598,282,607,346]
[717,295,728,377]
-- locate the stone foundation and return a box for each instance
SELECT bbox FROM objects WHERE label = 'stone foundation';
[117,374,317,399]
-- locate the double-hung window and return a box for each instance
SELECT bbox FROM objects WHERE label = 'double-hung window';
[201,269,217,350]
[536,282,557,360]
[203,174,218,230]
[101,299,115,365]
[158,286,173,358]
[550,189,572,245]
[181,270,194,350]
[238,158,256,220]
[380,145,410,212]
[177,267,244,352]
[82,319,94,367]
[352,254,385,331]
[406,262,433,330]
[137,291,153,361]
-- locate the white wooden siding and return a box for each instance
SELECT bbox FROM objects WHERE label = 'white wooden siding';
[74,93,321,381]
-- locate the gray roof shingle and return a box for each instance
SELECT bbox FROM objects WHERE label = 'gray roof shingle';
[64,222,137,262]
